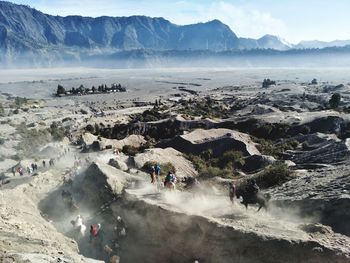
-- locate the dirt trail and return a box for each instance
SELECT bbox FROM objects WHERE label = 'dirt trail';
[125,184,350,259]
[0,150,103,263]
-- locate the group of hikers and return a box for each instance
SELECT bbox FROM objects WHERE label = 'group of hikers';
[70,213,126,262]
[12,162,43,176]
[149,163,177,190]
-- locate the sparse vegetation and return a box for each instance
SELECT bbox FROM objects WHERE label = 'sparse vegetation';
[121,145,140,156]
[14,97,27,108]
[130,108,170,123]
[329,93,341,108]
[256,138,299,158]
[0,103,5,117]
[16,123,51,156]
[49,121,65,141]
[178,97,231,119]
[255,163,294,188]
[186,149,244,179]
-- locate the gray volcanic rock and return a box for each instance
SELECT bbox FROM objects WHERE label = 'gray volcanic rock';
[159,128,260,157]
[285,133,350,165]
[109,158,129,171]
[268,163,350,237]
[243,154,276,173]
[133,147,198,178]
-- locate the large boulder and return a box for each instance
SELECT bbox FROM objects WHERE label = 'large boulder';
[109,158,129,171]
[286,133,350,165]
[133,148,197,178]
[242,154,276,173]
[80,162,141,206]
[158,128,260,157]
[81,133,146,152]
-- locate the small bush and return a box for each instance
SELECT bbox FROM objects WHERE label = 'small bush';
[256,163,294,188]
[0,103,5,117]
[218,150,245,169]
[14,97,27,108]
[122,145,140,156]
[329,93,341,108]
[16,123,52,155]
[256,138,299,159]
[49,121,65,141]
[199,166,233,179]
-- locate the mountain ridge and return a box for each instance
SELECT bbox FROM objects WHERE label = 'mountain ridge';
[1,0,350,67]
[0,0,292,56]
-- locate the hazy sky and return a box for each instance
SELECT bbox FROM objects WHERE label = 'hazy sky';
[9,0,350,43]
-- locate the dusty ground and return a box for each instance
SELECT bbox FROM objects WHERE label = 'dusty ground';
[1,67,350,262]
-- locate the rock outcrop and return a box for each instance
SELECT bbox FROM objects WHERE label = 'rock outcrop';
[133,147,198,178]
[284,133,350,165]
[81,133,146,152]
[268,162,350,237]
[158,128,260,157]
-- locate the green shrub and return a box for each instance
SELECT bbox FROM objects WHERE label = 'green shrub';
[0,103,5,117]
[187,152,236,179]
[256,163,294,188]
[256,139,299,159]
[16,123,51,156]
[14,97,27,108]
[199,166,233,179]
[122,145,140,156]
[300,125,311,135]
[329,93,341,108]
[218,150,245,169]
[49,121,65,141]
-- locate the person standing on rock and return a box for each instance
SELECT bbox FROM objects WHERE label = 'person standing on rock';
[42,160,46,168]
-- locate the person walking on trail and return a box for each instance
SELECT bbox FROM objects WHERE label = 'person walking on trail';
[12,167,16,176]
[42,160,46,168]
[90,223,104,248]
[150,165,156,184]
[228,182,236,204]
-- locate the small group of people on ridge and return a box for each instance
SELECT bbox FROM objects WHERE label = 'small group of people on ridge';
[149,163,177,190]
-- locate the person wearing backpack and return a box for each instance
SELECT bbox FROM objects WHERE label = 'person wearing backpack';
[154,164,161,178]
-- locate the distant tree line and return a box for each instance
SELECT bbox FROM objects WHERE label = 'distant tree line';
[56,83,126,96]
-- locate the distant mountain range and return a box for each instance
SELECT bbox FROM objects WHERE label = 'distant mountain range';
[1,0,350,67]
